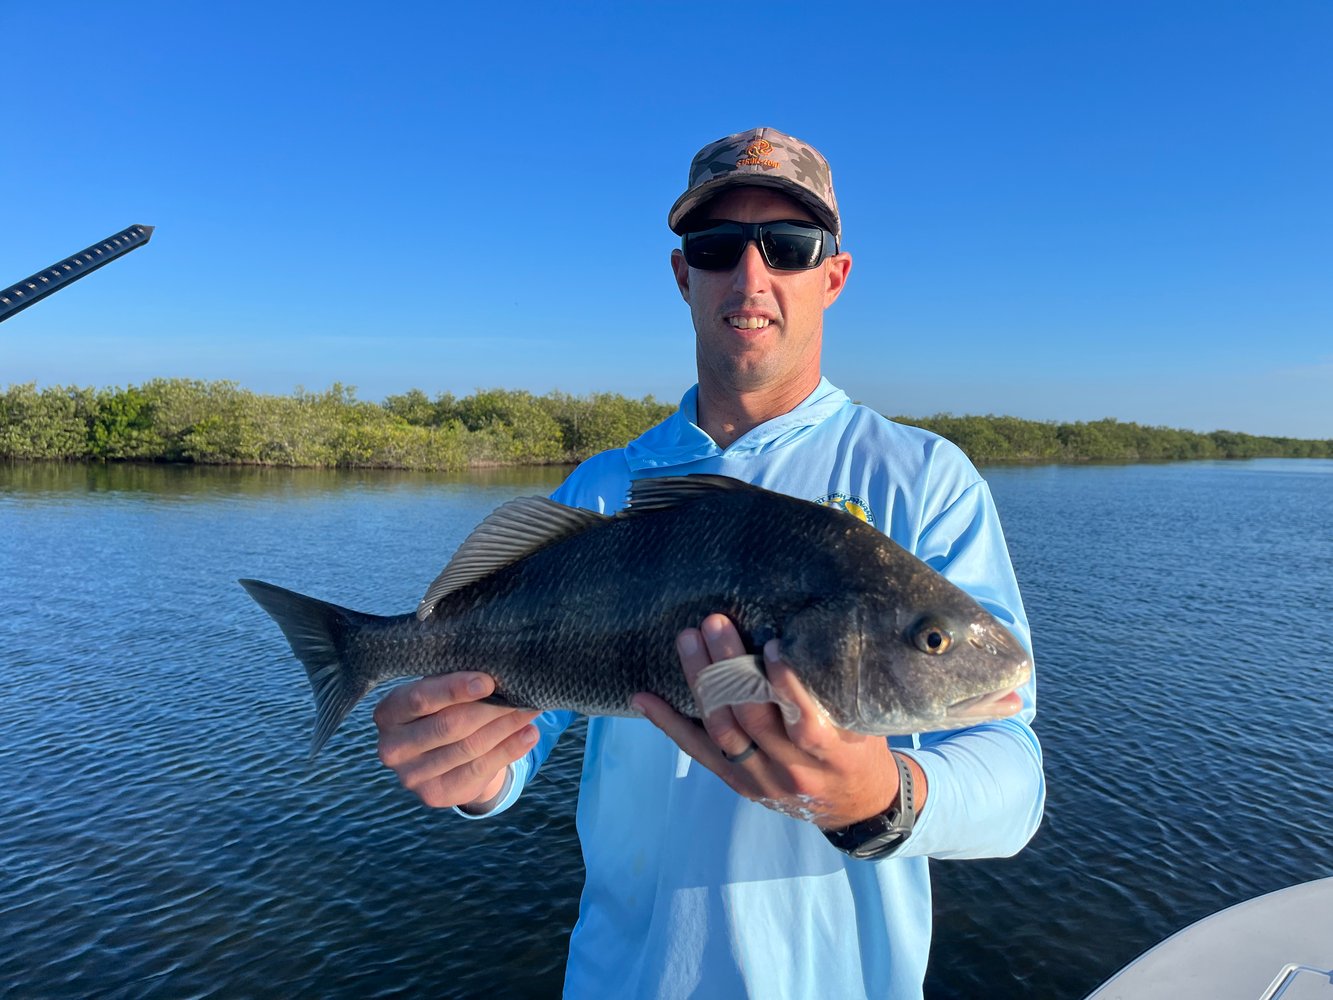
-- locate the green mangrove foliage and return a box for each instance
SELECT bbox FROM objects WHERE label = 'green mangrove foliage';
[889,413,1331,463]
[0,380,675,469]
[1,379,1328,468]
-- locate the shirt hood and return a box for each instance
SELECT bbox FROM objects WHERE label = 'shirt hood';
[625,377,850,472]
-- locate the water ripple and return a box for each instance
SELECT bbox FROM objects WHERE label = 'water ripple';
[2,459,1331,999]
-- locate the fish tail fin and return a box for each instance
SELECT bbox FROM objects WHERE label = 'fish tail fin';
[239,578,378,759]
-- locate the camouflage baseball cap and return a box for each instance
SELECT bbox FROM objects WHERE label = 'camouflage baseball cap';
[668,126,841,243]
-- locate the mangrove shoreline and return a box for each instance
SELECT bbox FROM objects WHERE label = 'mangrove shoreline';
[2,379,1329,470]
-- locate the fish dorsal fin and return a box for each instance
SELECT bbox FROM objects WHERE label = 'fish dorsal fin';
[625,474,756,515]
[416,497,609,620]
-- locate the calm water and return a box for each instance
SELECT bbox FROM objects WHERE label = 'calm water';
[1,459,1330,999]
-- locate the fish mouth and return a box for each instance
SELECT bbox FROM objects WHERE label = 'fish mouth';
[945,684,1024,720]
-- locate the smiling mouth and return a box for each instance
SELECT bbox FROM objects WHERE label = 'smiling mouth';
[727,316,771,330]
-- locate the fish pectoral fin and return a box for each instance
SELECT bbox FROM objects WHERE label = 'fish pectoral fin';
[694,655,802,725]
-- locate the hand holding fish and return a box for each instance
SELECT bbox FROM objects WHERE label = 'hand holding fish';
[633,615,928,832]
[373,672,540,810]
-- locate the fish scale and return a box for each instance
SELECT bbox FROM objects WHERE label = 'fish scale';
[240,475,1030,757]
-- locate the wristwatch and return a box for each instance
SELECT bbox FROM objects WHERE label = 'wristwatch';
[823,751,916,860]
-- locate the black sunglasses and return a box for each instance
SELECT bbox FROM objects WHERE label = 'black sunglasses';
[681,220,839,272]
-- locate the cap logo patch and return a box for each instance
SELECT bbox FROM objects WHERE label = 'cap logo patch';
[737,138,779,170]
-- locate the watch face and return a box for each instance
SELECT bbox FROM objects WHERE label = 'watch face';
[851,825,911,860]
[827,808,912,859]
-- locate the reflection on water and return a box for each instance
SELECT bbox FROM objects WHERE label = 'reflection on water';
[2,459,1331,999]
[1,459,574,500]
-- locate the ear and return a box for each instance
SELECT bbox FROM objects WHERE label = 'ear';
[670,248,691,303]
[823,251,852,308]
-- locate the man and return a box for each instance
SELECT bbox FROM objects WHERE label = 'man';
[374,127,1044,999]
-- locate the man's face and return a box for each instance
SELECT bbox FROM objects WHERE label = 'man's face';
[671,187,850,397]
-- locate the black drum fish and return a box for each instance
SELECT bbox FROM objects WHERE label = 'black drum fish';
[241,475,1030,757]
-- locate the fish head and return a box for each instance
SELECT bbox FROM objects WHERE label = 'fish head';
[855,582,1031,734]
[780,585,1031,737]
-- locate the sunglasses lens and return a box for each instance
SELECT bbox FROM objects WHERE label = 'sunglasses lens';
[761,224,825,270]
[682,221,831,271]
[683,226,745,270]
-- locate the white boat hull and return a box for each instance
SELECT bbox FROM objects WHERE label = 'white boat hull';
[1086,877,1333,999]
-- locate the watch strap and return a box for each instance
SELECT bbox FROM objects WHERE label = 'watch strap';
[823,751,916,860]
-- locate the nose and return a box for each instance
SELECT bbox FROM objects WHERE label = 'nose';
[730,240,770,294]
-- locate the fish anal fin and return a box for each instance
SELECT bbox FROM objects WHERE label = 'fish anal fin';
[417,497,608,620]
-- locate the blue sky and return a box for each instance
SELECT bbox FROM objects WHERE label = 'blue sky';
[3,2,1329,438]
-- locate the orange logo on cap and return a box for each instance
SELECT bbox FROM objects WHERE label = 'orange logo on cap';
[737,138,779,170]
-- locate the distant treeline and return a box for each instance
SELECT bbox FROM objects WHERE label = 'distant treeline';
[1,379,1329,468]
[0,380,674,469]
[889,412,1331,463]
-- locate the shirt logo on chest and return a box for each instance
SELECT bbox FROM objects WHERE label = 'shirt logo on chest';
[813,492,875,526]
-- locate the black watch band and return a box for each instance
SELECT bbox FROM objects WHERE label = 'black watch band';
[823,751,916,860]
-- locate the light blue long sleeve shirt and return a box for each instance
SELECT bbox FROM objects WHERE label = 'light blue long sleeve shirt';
[459,379,1045,999]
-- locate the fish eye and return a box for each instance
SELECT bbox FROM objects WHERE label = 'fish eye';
[911,620,953,655]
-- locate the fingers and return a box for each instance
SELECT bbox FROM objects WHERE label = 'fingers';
[372,671,494,728]
[761,640,837,759]
[678,617,762,762]
[373,671,539,810]
[651,616,901,828]
[632,692,729,771]
[692,616,795,763]
[397,711,540,809]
